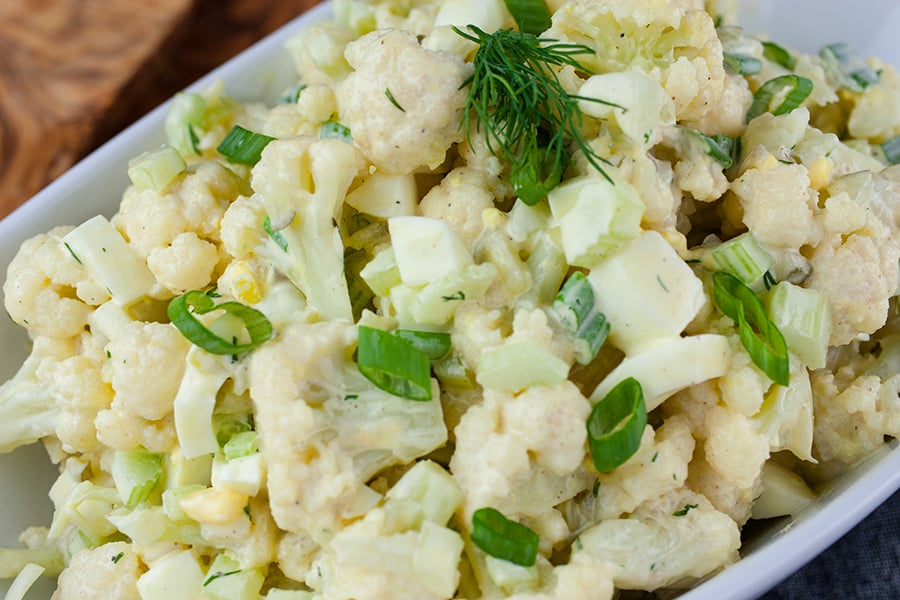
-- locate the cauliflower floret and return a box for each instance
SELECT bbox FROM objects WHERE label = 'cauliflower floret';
[806,233,899,345]
[4,227,93,339]
[575,489,740,591]
[263,83,338,138]
[811,369,900,466]
[249,321,447,542]
[419,167,495,250]
[451,303,507,374]
[336,29,472,174]
[146,232,219,295]
[94,409,178,452]
[40,355,113,454]
[450,381,591,520]
[702,403,769,490]
[729,157,822,249]
[686,446,762,525]
[52,542,142,600]
[286,23,354,85]
[507,552,616,600]
[658,126,729,203]
[103,322,191,421]
[547,0,726,122]
[687,72,752,136]
[114,161,248,261]
[593,416,695,520]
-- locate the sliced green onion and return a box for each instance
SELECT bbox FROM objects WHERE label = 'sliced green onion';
[881,135,900,165]
[503,0,552,35]
[710,232,775,284]
[319,120,353,143]
[217,125,275,166]
[724,53,762,75]
[552,272,610,365]
[819,42,880,93]
[223,431,260,461]
[673,503,698,516]
[111,449,164,508]
[168,290,273,355]
[392,329,451,360]
[384,87,406,112]
[471,507,540,567]
[745,75,813,123]
[761,41,796,70]
[681,127,738,169]
[187,124,201,155]
[509,141,566,206]
[127,145,187,193]
[263,215,289,252]
[357,326,432,401]
[277,83,306,104]
[713,271,790,386]
[586,377,647,473]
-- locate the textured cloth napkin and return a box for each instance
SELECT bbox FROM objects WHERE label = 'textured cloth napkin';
[760,488,900,599]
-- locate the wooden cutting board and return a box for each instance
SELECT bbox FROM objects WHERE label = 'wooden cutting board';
[0,0,322,219]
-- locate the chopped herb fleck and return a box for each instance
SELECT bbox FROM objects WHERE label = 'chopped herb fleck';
[385,88,406,112]
[673,503,698,516]
[656,275,668,292]
[63,242,82,264]
[592,480,600,497]
[111,551,124,564]
[203,570,241,587]
[441,291,466,301]
[651,451,659,463]
[344,394,359,401]
[763,270,776,290]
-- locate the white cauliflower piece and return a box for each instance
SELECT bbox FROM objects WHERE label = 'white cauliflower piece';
[51,542,142,600]
[593,416,695,520]
[450,381,591,520]
[702,403,769,489]
[249,321,446,542]
[547,0,725,122]
[659,126,729,202]
[575,489,740,591]
[114,161,248,261]
[336,29,472,174]
[419,167,495,250]
[286,24,354,85]
[811,369,900,466]
[41,355,113,454]
[730,157,822,249]
[4,227,94,339]
[146,232,219,295]
[263,83,338,138]
[103,322,191,421]
[507,552,616,600]
[449,302,507,374]
[806,233,899,345]
[94,409,178,453]
[686,446,762,526]
[687,72,752,136]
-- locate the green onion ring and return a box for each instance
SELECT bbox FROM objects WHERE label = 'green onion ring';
[587,377,647,473]
[357,326,433,401]
[471,507,540,567]
[168,290,273,355]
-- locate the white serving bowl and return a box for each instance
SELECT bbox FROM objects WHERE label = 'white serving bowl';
[1,1,898,597]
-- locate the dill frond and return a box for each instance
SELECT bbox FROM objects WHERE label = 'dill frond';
[454,26,615,204]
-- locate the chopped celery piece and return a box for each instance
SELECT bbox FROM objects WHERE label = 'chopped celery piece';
[765,281,830,370]
[476,341,569,392]
[547,175,644,268]
[214,413,253,447]
[201,553,265,599]
[61,215,156,306]
[484,554,540,593]
[165,92,206,157]
[162,485,206,521]
[709,232,775,284]
[223,431,259,461]
[127,144,187,193]
[552,272,610,365]
[111,449,164,508]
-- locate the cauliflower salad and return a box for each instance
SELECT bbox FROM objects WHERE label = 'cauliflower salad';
[2,0,900,598]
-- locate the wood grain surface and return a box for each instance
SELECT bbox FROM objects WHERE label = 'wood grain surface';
[0,0,323,219]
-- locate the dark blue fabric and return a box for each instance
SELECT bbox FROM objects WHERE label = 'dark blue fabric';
[760,488,900,599]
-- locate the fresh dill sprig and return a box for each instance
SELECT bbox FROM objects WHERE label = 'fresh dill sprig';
[454,26,615,204]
